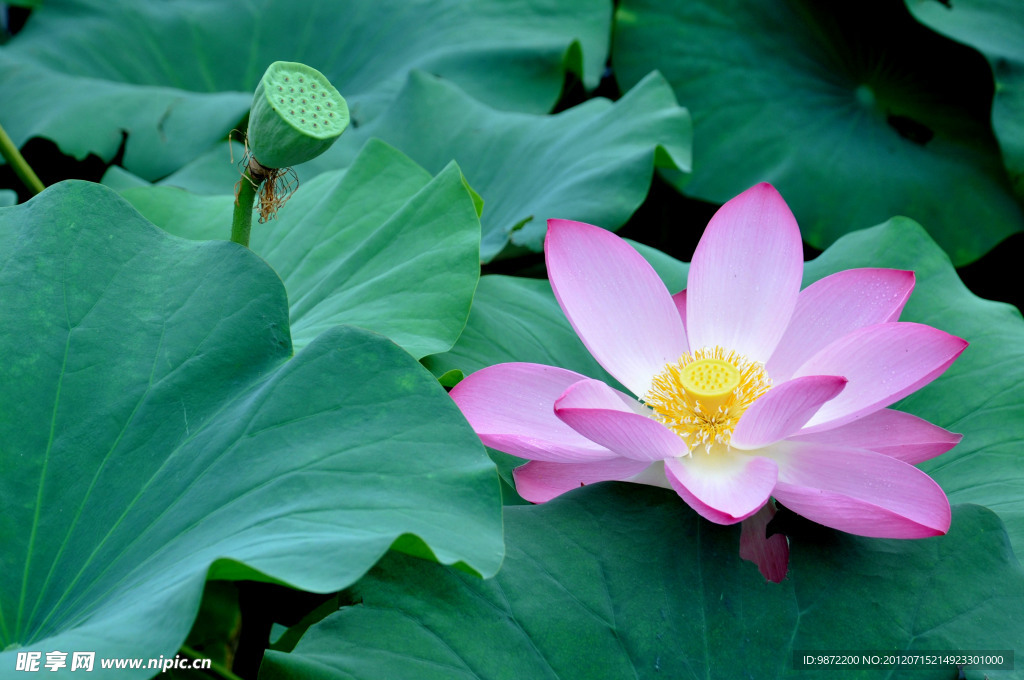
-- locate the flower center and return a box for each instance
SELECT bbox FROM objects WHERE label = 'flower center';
[643,346,771,454]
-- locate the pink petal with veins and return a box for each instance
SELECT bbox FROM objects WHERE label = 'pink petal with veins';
[663,453,778,524]
[794,322,967,433]
[731,375,847,449]
[767,269,915,382]
[788,408,961,464]
[451,363,616,463]
[513,458,654,503]
[686,183,803,362]
[554,378,687,461]
[546,219,687,397]
[767,441,951,537]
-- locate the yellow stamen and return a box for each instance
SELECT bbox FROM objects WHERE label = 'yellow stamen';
[643,346,771,454]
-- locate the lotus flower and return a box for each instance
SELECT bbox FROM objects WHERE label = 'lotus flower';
[452,184,966,582]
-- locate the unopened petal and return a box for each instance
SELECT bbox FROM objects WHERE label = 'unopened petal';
[450,363,617,463]
[788,408,961,464]
[546,219,688,396]
[739,502,790,583]
[554,378,688,461]
[513,458,654,503]
[767,269,915,382]
[794,322,967,433]
[686,183,803,362]
[731,375,847,449]
[663,452,778,524]
[766,441,951,538]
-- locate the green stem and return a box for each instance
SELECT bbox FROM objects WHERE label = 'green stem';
[231,169,259,248]
[180,644,245,680]
[0,120,45,195]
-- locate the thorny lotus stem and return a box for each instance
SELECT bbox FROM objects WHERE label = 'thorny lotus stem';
[230,156,270,248]
[0,120,45,195]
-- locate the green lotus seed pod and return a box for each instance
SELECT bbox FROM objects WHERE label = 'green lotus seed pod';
[247,61,349,169]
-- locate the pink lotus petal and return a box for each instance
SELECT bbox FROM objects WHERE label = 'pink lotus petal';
[794,322,968,433]
[767,441,951,538]
[513,458,654,503]
[546,219,688,397]
[450,363,617,463]
[788,408,962,464]
[554,379,688,461]
[767,269,915,382]
[731,375,847,449]
[739,502,789,583]
[663,453,778,524]
[672,289,687,329]
[686,184,803,362]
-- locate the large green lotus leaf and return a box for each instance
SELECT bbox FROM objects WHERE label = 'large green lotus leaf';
[107,71,691,262]
[0,189,15,206]
[906,0,1024,200]
[425,218,1024,554]
[261,486,1023,680]
[422,276,616,389]
[302,70,691,261]
[119,139,481,359]
[613,0,1024,265]
[0,55,250,181]
[0,0,610,179]
[0,182,502,674]
[99,140,248,196]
